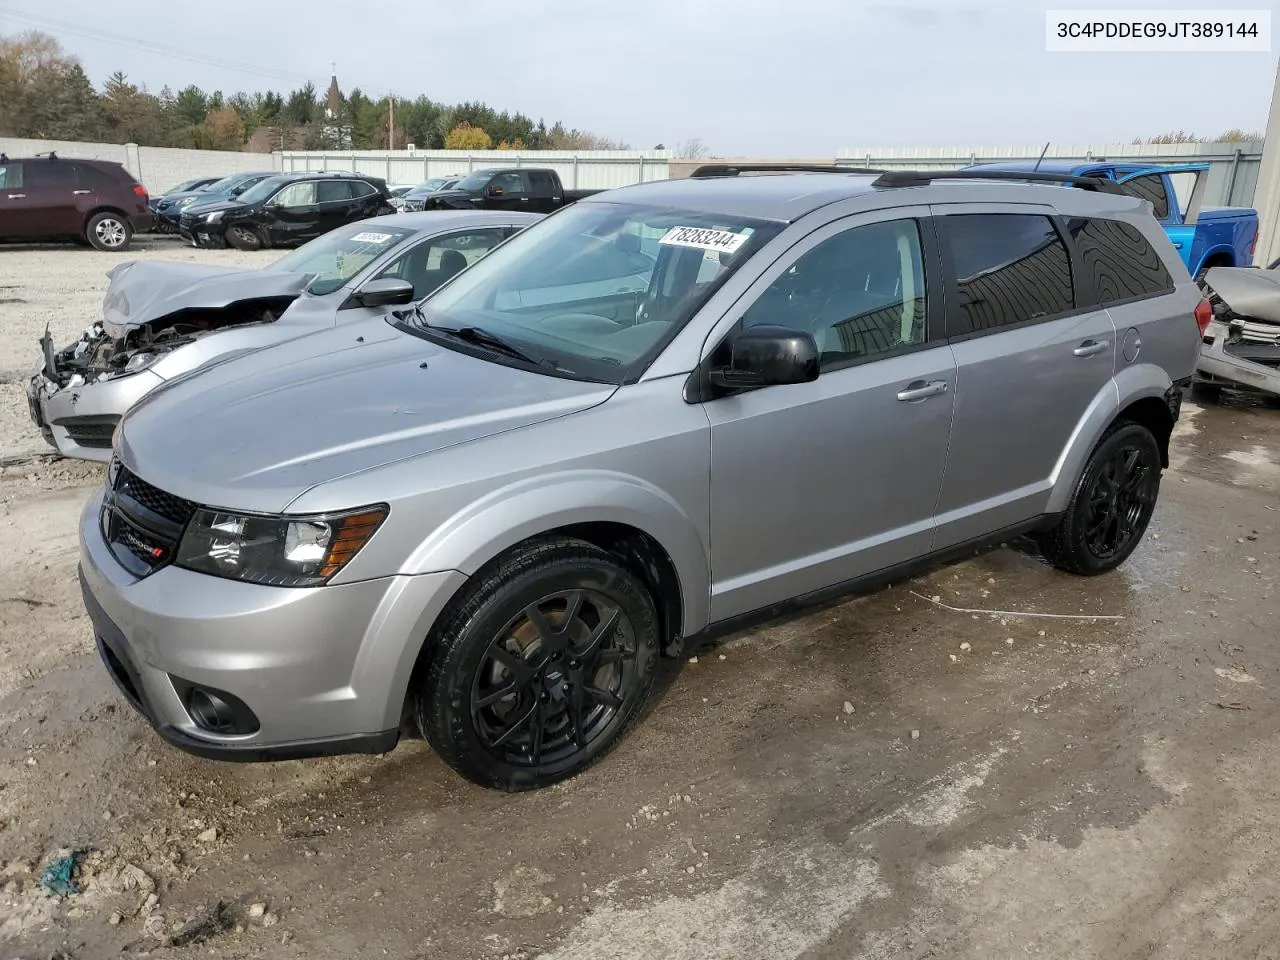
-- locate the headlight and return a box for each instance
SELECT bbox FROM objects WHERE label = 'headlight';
[204,211,224,223]
[101,351,159,380]
[175,504,387,586]
[179,197,197,208]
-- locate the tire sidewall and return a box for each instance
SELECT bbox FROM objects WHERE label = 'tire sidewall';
[226,224,263,251]
[423,556,659,790]
[1069,423,1162,573]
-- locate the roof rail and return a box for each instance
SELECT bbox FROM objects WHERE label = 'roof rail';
[871,169,1126,194]
[0,153,7,163]
[689,163,886,178]
[34,150,58,160]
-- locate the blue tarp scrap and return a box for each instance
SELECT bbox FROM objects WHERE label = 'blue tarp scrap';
[39,850,86,897]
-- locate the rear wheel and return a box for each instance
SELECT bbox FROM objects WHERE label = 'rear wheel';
[225,225,264,251]
[1038,422,1162,575]
[86,212,132,251]
[414,538,660,791]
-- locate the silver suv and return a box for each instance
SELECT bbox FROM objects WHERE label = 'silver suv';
[79,166,1204,790]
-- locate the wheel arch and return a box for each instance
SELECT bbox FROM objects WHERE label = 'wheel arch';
[1046,367,1175,514]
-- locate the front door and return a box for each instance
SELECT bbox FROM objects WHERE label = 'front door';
[930,206,1118,548]
[703,210,956,621]
[486,171,529,211]
[265,180,320,245]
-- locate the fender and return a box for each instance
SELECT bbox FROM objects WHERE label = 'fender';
[403,470,711,636]
[1046,364,1172,514]
[1189,243,1237,277]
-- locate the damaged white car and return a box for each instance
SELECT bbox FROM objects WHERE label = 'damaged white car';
[27,210,542,460]
[1196,265,1280,402]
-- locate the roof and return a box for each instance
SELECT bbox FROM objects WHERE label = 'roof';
[586,172,886,222]
[963,159,1157,176]
[359,209,544,230]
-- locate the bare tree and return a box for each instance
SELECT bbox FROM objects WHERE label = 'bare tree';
[675,137,709,159]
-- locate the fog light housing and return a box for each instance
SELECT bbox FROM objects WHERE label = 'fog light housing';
[174,680,260,735]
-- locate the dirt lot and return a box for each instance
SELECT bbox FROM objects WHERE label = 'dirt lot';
[2,242,1280,959]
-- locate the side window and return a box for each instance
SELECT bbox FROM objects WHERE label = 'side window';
[491,172,525,194]
[26,162,77,187]
[529,172,556,195]
[377,228,507,298]
[316,179,352,203]
[271,181,317,207]
[741,219,928,366]
[348,180,377,199]
[0,164,23,189]
[1118,174,1171,219]
[942,214,1074,333]
[1067,216,1174,304]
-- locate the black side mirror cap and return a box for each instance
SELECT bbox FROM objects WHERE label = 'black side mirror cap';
[352,277,415,308]
[708,325,820,390]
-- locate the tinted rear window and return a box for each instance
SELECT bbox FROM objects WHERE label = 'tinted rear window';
[26,162,78,187]
[1066,217,1174,304]
[942,213,1074,333]
[1118,175,1170,219]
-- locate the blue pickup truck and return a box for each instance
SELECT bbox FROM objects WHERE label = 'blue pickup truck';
[964,160,1259,278]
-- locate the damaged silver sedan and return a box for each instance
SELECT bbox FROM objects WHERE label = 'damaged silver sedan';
[27,210,542,460]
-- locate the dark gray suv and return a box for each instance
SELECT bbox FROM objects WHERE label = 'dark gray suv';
[79,166,1204,790]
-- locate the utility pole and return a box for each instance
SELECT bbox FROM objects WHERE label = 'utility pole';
[388,95,395,151]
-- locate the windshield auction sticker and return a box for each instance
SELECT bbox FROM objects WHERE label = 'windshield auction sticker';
[1046,9,1270,51]
[350,232,397,244]
[659,226,748,254]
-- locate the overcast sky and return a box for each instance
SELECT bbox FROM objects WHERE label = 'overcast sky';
[1,0,1275,155]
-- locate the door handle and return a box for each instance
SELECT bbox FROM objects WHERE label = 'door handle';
[73,189,91,195]
[1072,339,1109,358]
[7,193,25,199]
[896,379,949,402]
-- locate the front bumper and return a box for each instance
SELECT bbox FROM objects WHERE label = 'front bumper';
[1197,320,1280,397]
[178,217,227,248]
[79,487,467,760]
[27,368,164,462]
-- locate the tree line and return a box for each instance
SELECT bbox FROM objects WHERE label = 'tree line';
[0,31,632,153]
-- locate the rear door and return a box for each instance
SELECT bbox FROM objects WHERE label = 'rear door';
[0,161,30,238]
[527,171,563,212]
[315,179,361,234]
[24,161,84,234]
[930,205,1117,547]
[1116,164,1209,270]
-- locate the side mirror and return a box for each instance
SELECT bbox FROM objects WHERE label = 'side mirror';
[710,325,819,390]
[486,185,504,197]
[353,277,414,308]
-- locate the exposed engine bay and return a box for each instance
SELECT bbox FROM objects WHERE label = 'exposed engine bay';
[1197,265,1280,399]
[41,299,293,389]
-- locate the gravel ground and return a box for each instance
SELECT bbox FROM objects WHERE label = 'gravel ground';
[2,246,1280,959]
[0,238,275,462]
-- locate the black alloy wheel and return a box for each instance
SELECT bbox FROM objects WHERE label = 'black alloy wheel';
[415,538,659,790]
[1038,421,1163,575]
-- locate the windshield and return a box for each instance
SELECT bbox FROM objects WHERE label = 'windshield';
[452,170,498,192]
[271,223,417,295]
[236,176,291,206]
[203,173,254,194]
[407,177,451,196]
[399,201,781,383]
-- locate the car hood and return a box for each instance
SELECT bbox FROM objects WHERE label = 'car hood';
[118,318,615,513]
[101,261,311,339]
[182,198,247,218]
[1205,266,1280,326]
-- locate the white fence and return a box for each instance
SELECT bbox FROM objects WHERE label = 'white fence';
[278,149,673,190]
[0,137,283,194]
[838,142,1264,209]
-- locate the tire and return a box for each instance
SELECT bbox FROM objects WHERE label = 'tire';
[415,537,660,791]
[225,225,264,251]
[1037,421,1163,576]
[86,212,132,251]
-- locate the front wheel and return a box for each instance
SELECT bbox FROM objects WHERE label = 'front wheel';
[86,212,132,251]
[1037,422,1162,575]
[414,538,660,791]
[225,225,264,251]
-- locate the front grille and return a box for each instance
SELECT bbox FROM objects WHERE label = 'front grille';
[101,460,196,576]
[116,465,196,526]
[62,418,118,449]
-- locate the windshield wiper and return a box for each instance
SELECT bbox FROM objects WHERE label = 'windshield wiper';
[435,325,538,364]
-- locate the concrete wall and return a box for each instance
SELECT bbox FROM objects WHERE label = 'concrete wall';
[279,149,673,190]
[0,137,281,194]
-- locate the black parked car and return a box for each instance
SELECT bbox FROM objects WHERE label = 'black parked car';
[152,170,278,233]
[179,172,395,250]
